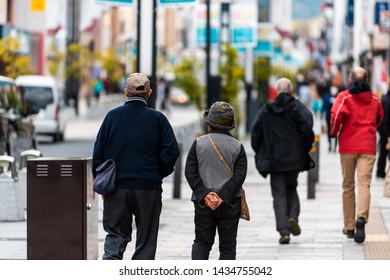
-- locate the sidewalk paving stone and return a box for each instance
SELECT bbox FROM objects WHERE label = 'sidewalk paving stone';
[0,98,389,261]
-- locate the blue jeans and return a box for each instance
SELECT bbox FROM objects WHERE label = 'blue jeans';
[191,197,240,260]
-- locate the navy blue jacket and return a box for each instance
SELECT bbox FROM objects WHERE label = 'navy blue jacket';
[92,97,180,190]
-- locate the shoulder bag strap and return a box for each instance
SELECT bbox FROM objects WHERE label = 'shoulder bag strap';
[116,107,146,164]
[207,134,233,176]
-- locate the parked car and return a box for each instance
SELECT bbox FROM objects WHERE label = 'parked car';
[15,75,66,142]
[0,75,38,163]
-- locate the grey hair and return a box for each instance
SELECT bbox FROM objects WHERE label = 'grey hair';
[275,78,292,95]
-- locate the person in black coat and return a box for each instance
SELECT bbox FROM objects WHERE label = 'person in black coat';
[251,78,314,245]
[376,90,390,178]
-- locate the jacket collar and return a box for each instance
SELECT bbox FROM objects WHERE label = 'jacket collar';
[125,95,147,106]
[209,128,232,137]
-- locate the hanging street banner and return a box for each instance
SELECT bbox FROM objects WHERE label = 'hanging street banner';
[159,0,197,5]
[255,23,274,57]
[94,0,133,5]
[194,4,219,46]
[230,4,257,48]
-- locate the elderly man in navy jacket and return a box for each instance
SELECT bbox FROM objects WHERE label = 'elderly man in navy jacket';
[93,73,180,260]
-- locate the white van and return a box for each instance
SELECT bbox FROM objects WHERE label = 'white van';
[15,75,66,142]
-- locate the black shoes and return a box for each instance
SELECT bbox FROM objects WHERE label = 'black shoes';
[289,218,301,236]
[354,218,366,244]
[376,172,385,179]
[278,218,300,244]
[279,235,290,244]
[342,228,354,238]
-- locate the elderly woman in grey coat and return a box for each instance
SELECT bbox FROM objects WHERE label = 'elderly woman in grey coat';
[185,101,247,260]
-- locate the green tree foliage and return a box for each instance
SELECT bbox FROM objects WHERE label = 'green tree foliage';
[99,47,124,86]
[253,56,272,105]
[272,65,297,89]
[0,36,34,78]
[66,43,93,80]
[173,57,205,111]
[219,43,244,135]
[254,56,300,103]
[219,43,244,104]
[47,41,64,77]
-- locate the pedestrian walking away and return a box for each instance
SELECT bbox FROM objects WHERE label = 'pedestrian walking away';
[92,73,180,260]
[320,78,338,152]
[94,78,104,101]
[251,78,315,245]
[185,101,247,260]
[376,87,390,179]
[330,67,384,244]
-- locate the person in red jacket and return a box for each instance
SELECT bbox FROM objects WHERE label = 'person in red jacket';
[330,67,384,244]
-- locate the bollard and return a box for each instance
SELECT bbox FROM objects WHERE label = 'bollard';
[173,143,183,199]
[307,135,320,199]
[0,155,24,221]
[19,149,42,210]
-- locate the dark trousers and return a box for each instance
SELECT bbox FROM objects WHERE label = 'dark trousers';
[270,171,300,236]
[377,133,388,178]
[102,188,162,260]
[326,114,338,152]
[191,198,240,260]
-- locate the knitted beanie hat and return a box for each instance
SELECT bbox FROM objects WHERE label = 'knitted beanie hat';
[203,101,236,130]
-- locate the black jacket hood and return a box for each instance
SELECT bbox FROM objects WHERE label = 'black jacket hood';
[266,93,295,114]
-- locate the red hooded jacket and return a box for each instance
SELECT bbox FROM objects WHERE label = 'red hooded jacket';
[330,85,383,154]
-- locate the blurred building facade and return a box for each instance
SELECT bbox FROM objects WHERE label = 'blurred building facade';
[0,0,45,75]
[0,0,388,93]
[328,0,389,95]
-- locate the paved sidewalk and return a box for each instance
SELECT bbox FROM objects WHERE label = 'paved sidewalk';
[150,135,390,260]
[1,96,390,260]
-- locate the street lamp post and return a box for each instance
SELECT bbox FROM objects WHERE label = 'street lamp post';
[136,0,157,109]
[65,0,81,115]
[206,0,212,109]
[205,0,221,110]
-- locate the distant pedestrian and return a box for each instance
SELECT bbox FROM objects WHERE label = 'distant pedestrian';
[251,78,314,245]
[94,79,104,101]
[158,77,167,110]
[185,101,247,259]
[163,79,171,113]
[330,67,384,243]
[376,89,390,178]
[320,80,337,152]
[92,73,180,259]
[296,73,310,108]
[103,78,110,95]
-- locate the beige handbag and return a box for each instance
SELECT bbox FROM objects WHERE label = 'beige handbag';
[207,135,250,221]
